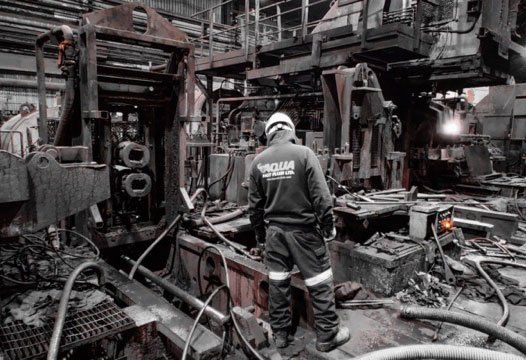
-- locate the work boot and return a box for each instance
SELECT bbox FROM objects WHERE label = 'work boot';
[273,331,292,348]
[315,326,351,352]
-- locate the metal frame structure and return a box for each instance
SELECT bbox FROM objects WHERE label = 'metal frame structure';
[33,3,197,247]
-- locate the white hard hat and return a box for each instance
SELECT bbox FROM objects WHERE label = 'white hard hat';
[265,112,295,135]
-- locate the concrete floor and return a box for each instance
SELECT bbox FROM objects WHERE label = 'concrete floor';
[271,296,526,359]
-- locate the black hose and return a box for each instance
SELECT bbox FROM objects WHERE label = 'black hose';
[47,262,106,360]
[472,258,510,327]
[401,306,526,355]
[189,207,247,227]
[198,245,265,360]
[199,202,253,258]
[128,188,207,280]
[355,344,524,360]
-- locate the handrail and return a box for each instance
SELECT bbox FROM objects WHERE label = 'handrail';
[194,0,422,63]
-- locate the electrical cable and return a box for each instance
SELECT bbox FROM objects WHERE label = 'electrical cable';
[54,228,100,259]
[432,286,464,341]
[1,234,96,286]
[472,258,510,328]
[200,203,253,257]
[181,285,228,360]
[128,187,208,280]
[196,245,265,360]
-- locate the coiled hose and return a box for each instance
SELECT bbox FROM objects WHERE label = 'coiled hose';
[401,306,526,355]
[47,262,106,360]
[355,344,524,360]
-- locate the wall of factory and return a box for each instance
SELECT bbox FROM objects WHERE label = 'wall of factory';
[124,0,223,18]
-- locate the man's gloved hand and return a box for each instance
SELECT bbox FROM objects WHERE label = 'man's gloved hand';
[249,243,265,261]
[322,227,337,243]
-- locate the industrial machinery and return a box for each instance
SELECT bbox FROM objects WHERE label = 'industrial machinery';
[33,3,196,248]
[4,1,526,359]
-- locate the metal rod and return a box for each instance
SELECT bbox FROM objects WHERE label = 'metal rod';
[2,78,64,91]
[244,0,250,60]
[209,11,214,61]
[277,4,282,41]
[123,256,229,325]
[254,0,260,61]
[301,0,309,40]
[432,286,464,341]
[217,92,322,103]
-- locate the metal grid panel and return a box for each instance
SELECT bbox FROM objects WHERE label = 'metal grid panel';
[0,301,134,360]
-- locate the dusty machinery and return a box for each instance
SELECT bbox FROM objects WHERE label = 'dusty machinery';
[0,4,268,360]
[33,4,195,248]
[177,0,526,331]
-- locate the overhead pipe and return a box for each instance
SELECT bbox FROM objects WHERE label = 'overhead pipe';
[0,78,65,91]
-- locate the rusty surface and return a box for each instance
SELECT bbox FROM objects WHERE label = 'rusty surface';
[176,232,316,328]
[83,3,188,43]
[0,151,110,237]
[322,63,403,188]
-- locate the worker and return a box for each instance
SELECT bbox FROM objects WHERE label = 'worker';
[248,112,350,352]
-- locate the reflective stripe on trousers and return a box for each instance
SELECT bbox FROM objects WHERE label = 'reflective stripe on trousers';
[265,225,339,341]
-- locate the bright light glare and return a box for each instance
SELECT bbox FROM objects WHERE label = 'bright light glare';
[442,120,461,135]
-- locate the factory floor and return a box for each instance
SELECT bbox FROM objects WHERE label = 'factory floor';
[273,297,526,359]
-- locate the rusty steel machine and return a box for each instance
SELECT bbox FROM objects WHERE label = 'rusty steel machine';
[0,4,268,360]
[33,4,195,248]
[3,1,526,359]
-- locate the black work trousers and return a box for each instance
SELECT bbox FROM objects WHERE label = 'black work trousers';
[265,224,339,342]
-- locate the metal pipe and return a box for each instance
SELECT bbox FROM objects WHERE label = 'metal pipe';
[355,345,524,360]
[122,256,229,325]
[401,306,526,355]
[244,0,250,60]
[0,78,65,90]
[254,0,260,59]
[217,92,322,103]
[47,262,106,360]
